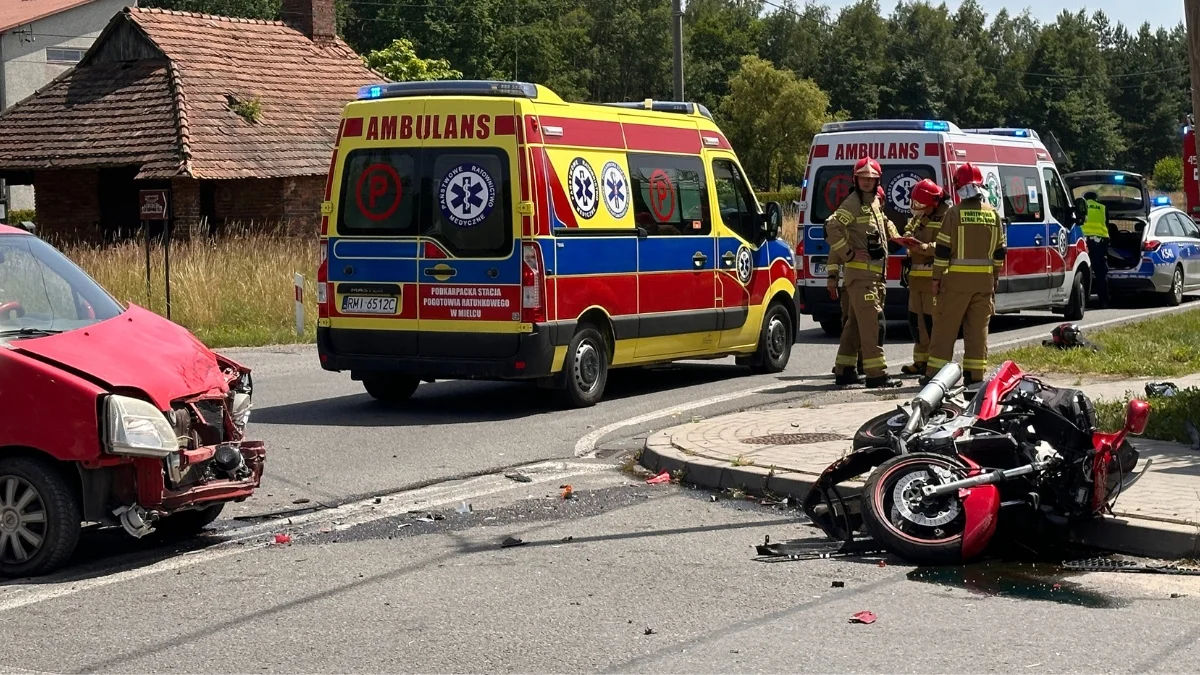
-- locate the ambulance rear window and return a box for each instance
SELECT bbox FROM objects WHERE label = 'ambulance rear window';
[810,164,936,228]
[337,148,512,258]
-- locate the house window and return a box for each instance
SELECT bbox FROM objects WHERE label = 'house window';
[45,48,84,64]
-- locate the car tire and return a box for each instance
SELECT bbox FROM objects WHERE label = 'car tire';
[1063,272,1086,321]
[0,456,81,578]
[818,318,841,337]
[363,376,421,403]
[152,503,225,540]
[750,302,793,375]
[1165,266,1184,307]
[562,324,609,408]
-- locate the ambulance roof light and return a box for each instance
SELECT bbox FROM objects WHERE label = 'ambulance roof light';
[356,80,539,100]
[600,100,715,121]
[819,119,958,133]
[962,127,1041,140]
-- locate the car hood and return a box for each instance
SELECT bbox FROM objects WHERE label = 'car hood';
[10,304,229,409]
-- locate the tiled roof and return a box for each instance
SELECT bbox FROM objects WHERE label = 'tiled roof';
[0,7,381,179]
[0,0,99,34]
[0,60,181,174]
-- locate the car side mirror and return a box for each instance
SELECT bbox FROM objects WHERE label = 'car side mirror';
[762,201,783,241]
[1124,399,1151,436]
[1073,197,1088,224]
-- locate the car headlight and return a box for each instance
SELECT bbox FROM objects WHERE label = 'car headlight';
[104,394,179,459]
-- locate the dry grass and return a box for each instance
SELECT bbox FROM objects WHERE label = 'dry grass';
[63,231,318,349]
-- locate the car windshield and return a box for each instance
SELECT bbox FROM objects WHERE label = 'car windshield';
[0,234,124,341]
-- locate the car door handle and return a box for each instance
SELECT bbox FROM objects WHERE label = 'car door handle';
[423,266,457,278]
[721,251,736,267]
[1035,234,1044,246]
[692,252,709,268]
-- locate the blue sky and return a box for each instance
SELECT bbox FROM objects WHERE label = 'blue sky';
[818,0,1185,30]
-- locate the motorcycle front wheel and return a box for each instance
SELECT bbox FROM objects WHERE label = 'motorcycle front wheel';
[851,403,966,450]
[861,453,971,565]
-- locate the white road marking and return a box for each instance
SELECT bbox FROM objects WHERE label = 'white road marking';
[573,379,818,458]
[0,461,606,614]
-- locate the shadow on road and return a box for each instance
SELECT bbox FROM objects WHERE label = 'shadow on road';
[251,362,752,427]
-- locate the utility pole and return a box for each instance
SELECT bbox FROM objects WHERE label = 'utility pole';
[1186,0,1200,125]
[672,0,684,101]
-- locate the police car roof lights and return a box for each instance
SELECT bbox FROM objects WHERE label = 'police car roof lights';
[1152,195,1172,207]
[819,119,959,133]
[961,127,1041,140]
[600,100,715,121]
[356,80,540,100]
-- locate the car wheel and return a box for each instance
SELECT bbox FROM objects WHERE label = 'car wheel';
[0,457,81,578]
[363,376,421,403]
[1063,272,1086,321]
[1165,266,1184,307]
[562,324,609,408]
[152,504,225,540]
[818,318,841,337]
[750,302,792,374]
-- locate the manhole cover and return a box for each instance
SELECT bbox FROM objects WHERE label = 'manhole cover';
[742,432,847,445]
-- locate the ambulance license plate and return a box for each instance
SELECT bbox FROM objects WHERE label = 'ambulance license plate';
[340,295,397,315]
[813,263,827,276]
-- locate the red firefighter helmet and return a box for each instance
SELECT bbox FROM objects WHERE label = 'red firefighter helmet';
[954,162,984,190]
[853,157,882,179]
[910,179,944,210]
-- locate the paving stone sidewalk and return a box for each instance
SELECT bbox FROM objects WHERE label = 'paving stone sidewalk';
[640,379,1200,560]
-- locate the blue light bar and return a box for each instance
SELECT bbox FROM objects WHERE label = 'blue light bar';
[1114,174,1125,182]
[1153,195,1171,207]
[356,80,539,101]
[820,119,956,133]
[961,127,1039,140]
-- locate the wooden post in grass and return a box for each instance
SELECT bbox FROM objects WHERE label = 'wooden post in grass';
[1187,0,1200,127]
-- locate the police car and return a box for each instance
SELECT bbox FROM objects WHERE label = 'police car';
[1067,169,1200,306]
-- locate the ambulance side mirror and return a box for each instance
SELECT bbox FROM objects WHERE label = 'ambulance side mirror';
[762,201,784,241]
[1073,197,1088,225]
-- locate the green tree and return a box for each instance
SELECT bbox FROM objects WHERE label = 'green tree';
[718,55,829,189]
[684,0,764,111]
[362,39,462,81]
[816,0,887,120]
[1153,156,1184,192]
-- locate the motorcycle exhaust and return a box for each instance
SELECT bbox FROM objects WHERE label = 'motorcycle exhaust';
[901,362,963,439]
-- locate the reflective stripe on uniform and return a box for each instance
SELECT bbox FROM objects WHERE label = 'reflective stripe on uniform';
[948,264,995,273]
[936,232,952,243]
[863,356,887,369]
[963,358,987,370]
[913,352,928,362]
[909,269,933,277]
[845,261,884,273]
[829,238,848,251]
[927,355,950,368]
[835,354,859,367]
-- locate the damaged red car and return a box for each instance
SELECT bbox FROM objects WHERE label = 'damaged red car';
[0,224,265,577]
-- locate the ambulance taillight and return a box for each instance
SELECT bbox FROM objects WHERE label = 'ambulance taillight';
[317,242,328,319]
[521,242,546,323]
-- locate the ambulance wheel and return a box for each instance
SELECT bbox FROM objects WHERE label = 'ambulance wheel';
[562,325,608,408]
[751,303,792,374]
[1063,272,1086,321]
[819,318,841,337]
[363,376,420,403]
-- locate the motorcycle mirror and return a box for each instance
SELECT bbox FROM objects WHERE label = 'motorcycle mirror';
[1124,399,1151,436]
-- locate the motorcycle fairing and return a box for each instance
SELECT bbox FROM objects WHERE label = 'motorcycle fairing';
[957,455,1000,561]
[801,445,897,543]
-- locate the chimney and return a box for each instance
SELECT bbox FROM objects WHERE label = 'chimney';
[281,0,336,43]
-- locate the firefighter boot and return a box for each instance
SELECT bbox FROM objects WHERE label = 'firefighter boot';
[835,367,863,386]
[865,374,902,389]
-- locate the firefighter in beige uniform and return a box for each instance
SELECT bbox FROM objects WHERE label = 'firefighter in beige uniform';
[924,163,1007,386]
[900,179,949,376]
[825,157,902,388]
[826,185,886,379]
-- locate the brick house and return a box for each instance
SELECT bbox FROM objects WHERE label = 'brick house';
[0,1,379,241]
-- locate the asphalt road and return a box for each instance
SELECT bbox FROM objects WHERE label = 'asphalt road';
[1,294,1198,673]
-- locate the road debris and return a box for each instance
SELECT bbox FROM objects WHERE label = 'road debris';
[273,533,292,545]
[501,536,526,548]
[560,484,575,500]
[396,523,411,530]
[505,472,533,483]
[849,611,876,624]
[1146,382,1179,397]
[643,627,657,635]
[292,498,311,505]
[831,581,845,588]
[1172,593,1187,599]
[561,536,574,542]
[646,471,671,485]
[457,502,473,514]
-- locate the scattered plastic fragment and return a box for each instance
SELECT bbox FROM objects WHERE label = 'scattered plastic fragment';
[273,533,291,545]
[643,627,656,635]
[710,495,718,502]
[292,498,310,505]
[560,484,574,500]
[646,471,671,485]
[849,611,876,624]
[505,472,533,483]
[396,523,411,530]
[501,536,526,548]
[831,581,845,588]
[1172,593,1187,599]
[373,497,382,504]
[561,535,574,542]
[457,502,473,514]
[877,560,887,567]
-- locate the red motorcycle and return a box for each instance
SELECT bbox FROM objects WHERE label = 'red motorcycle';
[802,360,1152,565]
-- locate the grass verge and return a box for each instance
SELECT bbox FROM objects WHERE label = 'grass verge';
[64,232,318,349]
[1094,387,1200,446]
[994,307,1200,378]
